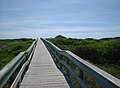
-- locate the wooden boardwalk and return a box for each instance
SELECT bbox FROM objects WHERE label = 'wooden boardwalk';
[20,39,69,88]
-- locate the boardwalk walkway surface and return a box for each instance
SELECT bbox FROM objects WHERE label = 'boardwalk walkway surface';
[20,39,69,88]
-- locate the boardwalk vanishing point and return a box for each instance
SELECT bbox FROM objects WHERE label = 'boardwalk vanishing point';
[20,39,69,88]
[0,39,120,88]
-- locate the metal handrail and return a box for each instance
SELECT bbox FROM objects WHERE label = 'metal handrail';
[42,38,120,88]
[0,40,37,88]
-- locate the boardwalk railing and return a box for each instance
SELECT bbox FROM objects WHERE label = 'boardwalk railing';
[0,40,37,88]
[42,38,120,88]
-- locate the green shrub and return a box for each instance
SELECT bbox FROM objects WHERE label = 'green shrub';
[47,36,120,78]
[0,39,34,69]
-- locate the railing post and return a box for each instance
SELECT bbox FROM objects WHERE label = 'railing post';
[42,39,120,88]
[66,59,70,77]
[9,73,15,86]
[78,69,83,80]
[55,51,59,67]
[25,53,29,61]
[59,54,63,70]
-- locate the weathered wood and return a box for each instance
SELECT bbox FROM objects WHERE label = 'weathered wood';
[10,44,35,88]
[45,41,88,88]
[42,38,120,88]
[45,42,88,88]
[20,39,69,88]
[0,52,25,88]
[0,40,36,88]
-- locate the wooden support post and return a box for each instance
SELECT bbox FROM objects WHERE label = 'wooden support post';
[55,51,59,67]
[66,59,70,77]
[9,73,15,87]
[59,55,63,70]
[79,69,83,80]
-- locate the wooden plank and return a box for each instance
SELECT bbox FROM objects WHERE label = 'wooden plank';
[20,39,69,88]
[10,43,36,88]
[42,38,120,88]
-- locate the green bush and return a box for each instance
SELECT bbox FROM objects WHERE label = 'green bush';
[0,39,34,69]
[47,35,120,78]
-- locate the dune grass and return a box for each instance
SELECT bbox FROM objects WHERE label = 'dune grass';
[47,35,120,79]
[46,35,120,88]
[0,38,34,69]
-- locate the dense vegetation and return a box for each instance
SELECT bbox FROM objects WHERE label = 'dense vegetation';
[47,35,120,79]
[0,38,34,69]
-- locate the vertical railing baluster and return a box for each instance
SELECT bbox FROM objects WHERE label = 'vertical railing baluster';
[77,69,83,88]
[59,54,63,70]
[55,51,59,67]
[52,47,56,62]
[66,58,70,77]
[79,69,83,80]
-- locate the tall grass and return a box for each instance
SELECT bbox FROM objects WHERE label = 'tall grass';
[0,38,34,69]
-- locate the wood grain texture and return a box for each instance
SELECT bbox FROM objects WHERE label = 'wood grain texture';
[20,39,69,88]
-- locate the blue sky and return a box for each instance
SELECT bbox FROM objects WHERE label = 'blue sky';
[0,0,120,39]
